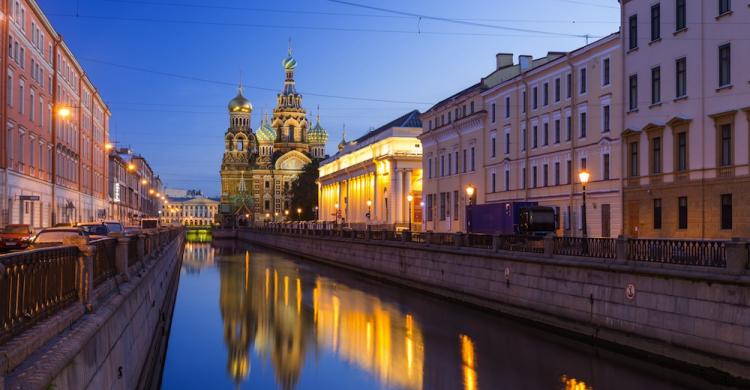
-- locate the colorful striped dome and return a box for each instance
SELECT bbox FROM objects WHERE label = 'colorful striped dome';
[308,119,328,145]
[256,120,276,143]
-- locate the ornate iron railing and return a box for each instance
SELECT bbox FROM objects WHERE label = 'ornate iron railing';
[92,238,117,287]
[465,234,494,249]
[554,237,617,259]
[626,239,726,267]
[128,236,140,267]
[0,246,79,344]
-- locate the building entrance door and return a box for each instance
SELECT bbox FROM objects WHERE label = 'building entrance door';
[601,204,611,238]
[627,201,639,238]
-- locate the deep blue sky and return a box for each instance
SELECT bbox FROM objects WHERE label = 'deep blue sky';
[38,0,619,196]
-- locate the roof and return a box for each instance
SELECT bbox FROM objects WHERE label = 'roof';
[168,196,220,205]
[424,83,482,113]
[351,110,422,145]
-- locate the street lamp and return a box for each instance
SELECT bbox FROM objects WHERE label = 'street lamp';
[296,207,302,220]
[334,203,340,224]
[407,194,414,232]
[465,185,475,206]
[313,206,319,221]
[366,199,372,223]
[578,170,591,238]
[284,210,289,220]
[56,106,72,119]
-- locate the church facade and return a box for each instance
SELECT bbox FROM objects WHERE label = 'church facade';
[219,49,328,225]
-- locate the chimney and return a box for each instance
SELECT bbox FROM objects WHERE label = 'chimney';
[519,55,533,71]
[495,53,513,70]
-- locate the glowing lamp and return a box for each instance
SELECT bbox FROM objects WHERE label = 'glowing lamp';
[578,170,591,185]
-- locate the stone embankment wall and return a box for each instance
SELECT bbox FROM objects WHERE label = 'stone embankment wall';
[0,231,184,390]
[238,230,750,382]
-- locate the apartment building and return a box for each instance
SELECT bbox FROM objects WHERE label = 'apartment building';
[1,0,111,228]
[108,149,164,224]
[621,0,750,239]
[484,34,623,238]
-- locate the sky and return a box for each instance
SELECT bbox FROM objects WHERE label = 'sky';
[37,0,620,196]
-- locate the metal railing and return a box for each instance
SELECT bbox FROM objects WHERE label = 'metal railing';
[250,224,732,268]
[92,238,117,287]
[626,238,726,267]
[128,236,140,267]
[0,246,79,344]
[554,237,617,259]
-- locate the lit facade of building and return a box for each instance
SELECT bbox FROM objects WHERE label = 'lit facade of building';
[163,195,219,227]
[108,149,165,224]
[318,111,423,230]
[1,0,110,228]
[219,48,328,225]
[482,34,623,238]
[620,0,750,239]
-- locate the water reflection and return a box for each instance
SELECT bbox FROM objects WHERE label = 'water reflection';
[218,248,424,390]
[162,242,736,390]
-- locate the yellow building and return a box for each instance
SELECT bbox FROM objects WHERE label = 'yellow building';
[318,111,423,230]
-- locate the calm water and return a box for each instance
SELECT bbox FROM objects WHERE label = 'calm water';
[160,236,725,390]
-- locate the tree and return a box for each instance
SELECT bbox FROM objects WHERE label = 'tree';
[288,160,320,220]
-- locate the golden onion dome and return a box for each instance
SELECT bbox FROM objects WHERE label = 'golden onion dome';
[228,91,252,113]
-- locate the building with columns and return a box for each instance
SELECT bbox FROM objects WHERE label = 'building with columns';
[620,0,750,239]
[1,0,111,229]
[318,111,423,230]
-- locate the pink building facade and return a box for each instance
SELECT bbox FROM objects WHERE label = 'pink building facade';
[621,0,750,239]
[1,0,110,228]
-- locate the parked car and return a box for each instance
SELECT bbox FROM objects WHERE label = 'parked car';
[78,222,111,236]
[30,227,89,249]
[103,221,125,234]
[0,224,34,251]
[141,218,160,230]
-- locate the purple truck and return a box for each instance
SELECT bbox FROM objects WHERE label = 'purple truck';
[466,202,556,236]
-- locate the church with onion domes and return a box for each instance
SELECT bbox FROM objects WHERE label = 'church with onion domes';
[219,47,328,225]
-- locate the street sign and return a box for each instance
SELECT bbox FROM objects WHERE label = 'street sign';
[19,195,40,201]
[625,284,636,300]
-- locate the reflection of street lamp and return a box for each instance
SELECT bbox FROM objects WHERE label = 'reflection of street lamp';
[407,194,414,232]
[578,170,590,238]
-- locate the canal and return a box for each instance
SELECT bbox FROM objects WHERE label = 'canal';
[159,235,728,389]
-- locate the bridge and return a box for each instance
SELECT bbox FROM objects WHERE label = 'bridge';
[237,225,750,384]
[0,227,184,390]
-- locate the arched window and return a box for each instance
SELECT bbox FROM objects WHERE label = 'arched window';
[237,138,244,151]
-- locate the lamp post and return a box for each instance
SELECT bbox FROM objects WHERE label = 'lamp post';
[465,185,476,232]
[578,170,590,238]
[314,206,319,221]
[297,207,302,221]
[407,194,414,232]
[366,200,372,225]
[334,203,340,225]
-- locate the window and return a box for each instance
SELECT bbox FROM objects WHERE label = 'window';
[579,112,587,138]
[29,89,34,121]
[470,101,474,114]
[579,68,587,94]
[566,115,572,141]
[581,157,587,171]
[448,153,452,175]
[676,58,687,97]
[504,170,510,191]
[720,194,732,230]
[603,58,610,86]
[448,112,452,123]
[566,160,572,184]
[440,155,445,176]
[18,80,24,114]
[522,90,527,113]
[629,141,639,177]
[491,134,497,158]
[532,126,538,148]
[521,128,526,151]
[532,87,538,110]
[678,196,688,229]
[532,166,537,188]
[428,159,433,178]
[603,154,610,180]
[719,124,732,166]
[543,123,549,146]
[676,132,688,171]
[470,147,475,171]
[505,96,510,118]
[554,119,560,143]
[653,199,662,229]
[554,162,560,185]
[439,193,446,221]
[453,190,459,220]
[18,131,24,167]
[719,44,731,87]
[455,150,459,174]
[505,132,510,155]
[602,105,610,133]
[463,149,467,173]
[629,74,638,111]
[652,137,662,174]
[628,14,638,50]
[651,67,661,104]
[719,0,731,15]
[522,167,526,189]
[491,103,496,123]
[650,4,661,41]
[566,73,572,99]
[543,164,548,187]
[676,0,686,31]
[543,83,549,106]
[491,172,497,192]
[555,78,561,102]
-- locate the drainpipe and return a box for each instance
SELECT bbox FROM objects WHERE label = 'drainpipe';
[1,0,9,226]
[567,54,578,237]
[51,36,60,226]
[699,4,705,240]
[521,76,530,203]
[619,8,626,238]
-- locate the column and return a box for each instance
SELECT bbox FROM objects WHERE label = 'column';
[389,168,397,225]
[404,169,413,224]
[395,169,403,225]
